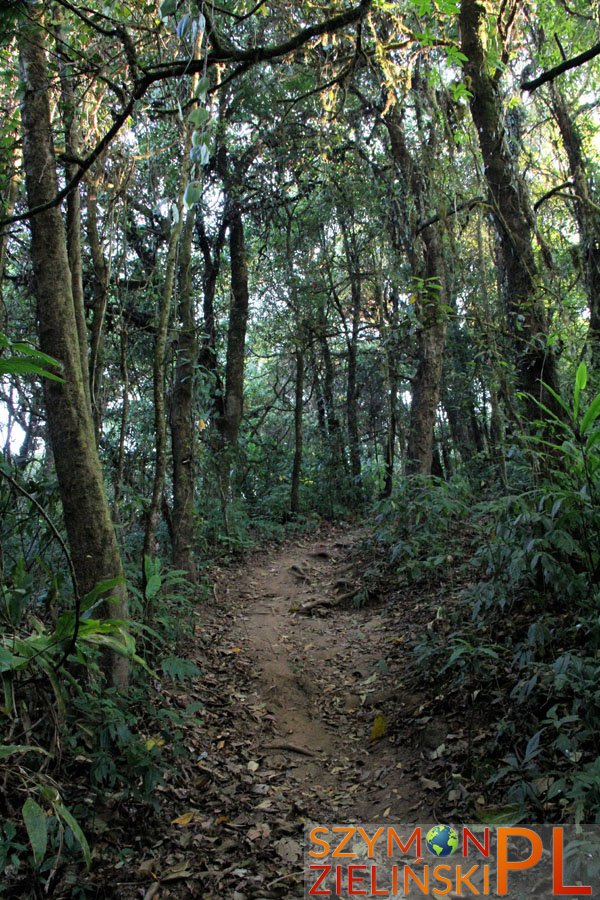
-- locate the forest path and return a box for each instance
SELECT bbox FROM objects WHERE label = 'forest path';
[212,525,425,863]
[116,526,433,899]
[104,525,436,900]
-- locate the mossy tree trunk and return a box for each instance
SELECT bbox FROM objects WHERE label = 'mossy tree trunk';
[549,84,600,366]
[460,0,562,417]
[142,128,192,563]
[19,7,128,688]
[385,107,448,476]
[171,209,198,581]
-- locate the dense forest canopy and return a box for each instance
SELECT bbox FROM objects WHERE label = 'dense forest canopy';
[1,0,600,892]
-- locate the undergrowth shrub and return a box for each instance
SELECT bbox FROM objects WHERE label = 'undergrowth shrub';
[371,474,472,585]
[374,364,600,823]
[0,525,206,893]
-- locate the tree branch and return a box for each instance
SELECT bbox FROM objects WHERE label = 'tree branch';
[1,0,371,230]
[521,40,600,92]
[533,181,574,210]
[416,196,487,234]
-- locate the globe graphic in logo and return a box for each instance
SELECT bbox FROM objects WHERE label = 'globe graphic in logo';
[425,825,459,858]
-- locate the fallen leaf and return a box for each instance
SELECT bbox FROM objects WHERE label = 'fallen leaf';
[171,811,195,827]
[273,837,302,863]
[247,824,271,841]
[370,713,388,741]
[419,777,442,790]
[138,859,159,878]
[162,860,194,881]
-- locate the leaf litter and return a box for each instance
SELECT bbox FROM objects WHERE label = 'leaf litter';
[78,523,482,899]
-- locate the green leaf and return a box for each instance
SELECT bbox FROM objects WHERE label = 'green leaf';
[0,333,63,381]
[183,181,202,210]
[188,106,210,128]
[0,744,50,759]
[194,76,210,101]
[0,358,63,381]
[0,646,29,672]
[9,343,62,367]
[161,655,201,681]
[22,798,48,867]
[581,391,600,434]
[145,573,161,600]
[81,576,125,613]
[176,13,190,39]
[53,802,91,869]
[540,383,572,419]
[574,362,587,419]
[160,0,177,17]
[585,429,600,452]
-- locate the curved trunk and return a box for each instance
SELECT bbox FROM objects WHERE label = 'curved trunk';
[19,8,127,688]
[549,84,600,364]
[460,0,562,418]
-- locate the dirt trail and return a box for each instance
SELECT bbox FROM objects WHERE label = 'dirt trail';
[114,526,430,899]
[219,525,422,824]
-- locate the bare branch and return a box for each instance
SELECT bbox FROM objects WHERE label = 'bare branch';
[521,40,600,92]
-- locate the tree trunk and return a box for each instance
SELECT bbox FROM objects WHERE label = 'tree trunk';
[381,367,398,497]
[0,140,19,333]
[196,214,227,401]
[405,224,448,475]
[142,132,192,562]
[87,183,111,440]
[549,84,600,364]
[460,0,562,416]
[376,281,399,499]
[19,9,127,688]
[340,221,362,485]
[56,23,90,413]
[171,210,198,580]
[113,323,130,519]
[290,348,304,514]
[316,307,346,477]
[284,215,305,515]
[385,108,448,476]
[221,203,249,449]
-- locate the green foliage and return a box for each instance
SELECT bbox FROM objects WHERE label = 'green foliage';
[405,366,600,822]
[372,367,600,822]
[372,475,471,584]
[0,535,206,890]
[0,332,63,381]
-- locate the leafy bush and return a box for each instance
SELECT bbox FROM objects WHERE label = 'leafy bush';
[371,474,472,585]
[0,528,206,891]
[374,365,600,822]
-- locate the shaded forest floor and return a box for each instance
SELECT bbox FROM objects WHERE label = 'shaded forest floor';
[81,525,480,899]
